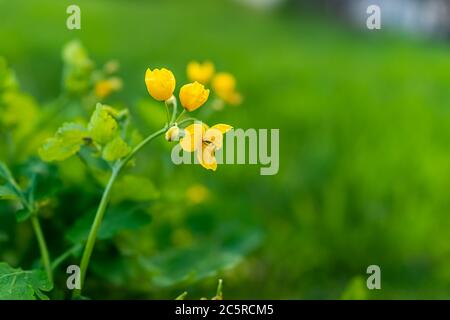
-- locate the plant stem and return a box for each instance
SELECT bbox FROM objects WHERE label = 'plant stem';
[31,215,53,284]
[73,126,167,298]
[73,167,118,298]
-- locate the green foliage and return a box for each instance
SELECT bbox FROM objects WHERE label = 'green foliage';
[0,262,53,300]
[102,136,131,162]
[340,277,368,300]
[66,205,152,243]
[39,123,87,162]
[5,0,450,300]
[0,185,19,200]
[111,175,159,203]
[88,103,119,145]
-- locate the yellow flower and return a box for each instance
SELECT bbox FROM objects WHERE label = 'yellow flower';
[179,122,232,171]
[179,82,210,112]
[187,61,215,84]
[212,72,242,105]
[145,68,176,101]
[185,183,210,205]
[95,77,122,99]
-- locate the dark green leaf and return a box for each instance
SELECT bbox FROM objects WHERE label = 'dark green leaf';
[15,209,31,223]
[139,227,263,288]
[67,205,152,243]
[0,262,52,300]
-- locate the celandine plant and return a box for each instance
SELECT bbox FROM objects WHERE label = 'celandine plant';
[0,41,244,299]
[40,67,234,298]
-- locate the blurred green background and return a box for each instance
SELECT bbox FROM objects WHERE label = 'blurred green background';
[2,0,450,299]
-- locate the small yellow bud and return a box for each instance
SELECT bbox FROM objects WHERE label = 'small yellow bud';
[187,61,215,84]
[179,81,210,112]
[145,68,176,101]
[94,77,122,99]
[165,125,181,142]
[212,72,242,105]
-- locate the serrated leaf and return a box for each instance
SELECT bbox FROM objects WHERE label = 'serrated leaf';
[110,175,159,203]
[67,205,152,244]
[0,262,52,300]
[39,122,87,162]
[102,136,131,162]
[88,103,118,144]
[0,185,19,200]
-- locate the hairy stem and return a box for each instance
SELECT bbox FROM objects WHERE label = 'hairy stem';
[31,215,53,284]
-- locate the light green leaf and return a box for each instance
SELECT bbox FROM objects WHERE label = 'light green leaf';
[340,276,368,300]
[88,103,118,144]
[0,262,52,300]
[0,56,18,92]
[111,175,159,203]
[102,136,131,162]
[39,122,87,162]
[67,205,152,244]
[0,185,19,200]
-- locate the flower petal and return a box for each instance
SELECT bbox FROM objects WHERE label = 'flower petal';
[197,144,217,171]
[210,124,233,134]
[179,123,207,152]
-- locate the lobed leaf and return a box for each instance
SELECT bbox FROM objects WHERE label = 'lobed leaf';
[0,262,52,300]
[39,122,87,162]
[102,136,131,162]
[88,103,118,145]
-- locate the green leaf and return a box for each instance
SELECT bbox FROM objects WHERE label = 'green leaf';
[67,205,152,243]
[0,185,19,200]
[88,103,118,145]
[111,175,159,203]
[39,122,87,162]
[0,161,14,182]
[102,136,131,162]
[0,56,18,92]
[15,209,31,223]
[139,244,242,288]
[139,226,262,288]
[340,276,368,300]
[0,262,53,300]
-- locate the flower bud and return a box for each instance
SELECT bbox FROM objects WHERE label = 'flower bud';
[187,61,215,84]
[145,68,176,101]
[179,81,209,112]
[165,125,181,142]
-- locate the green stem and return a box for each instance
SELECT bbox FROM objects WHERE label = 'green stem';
[174,109,186,123]
[73,126,168,298]
[31,215,53,284]
[51,243,83,270]
[178,117,200,127]
[169,97,178,124]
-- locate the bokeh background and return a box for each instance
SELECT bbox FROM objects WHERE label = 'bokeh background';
[2,0,450,299]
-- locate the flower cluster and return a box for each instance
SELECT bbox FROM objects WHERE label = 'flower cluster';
[145,65,235,171]
[187,61,242,107]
